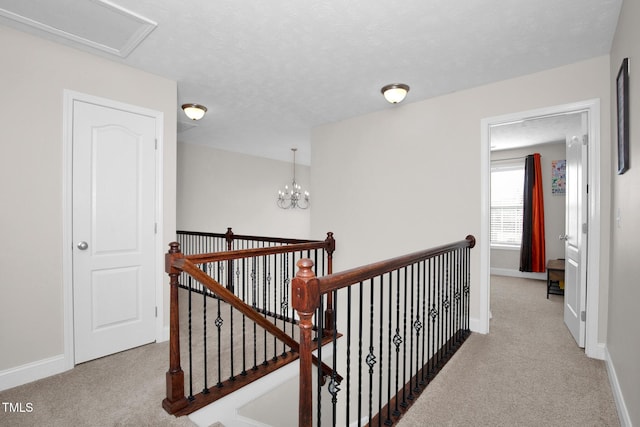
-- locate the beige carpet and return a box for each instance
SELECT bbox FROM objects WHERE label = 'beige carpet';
[0,288,284,427]
[0,340,195,427]
[397,276,619,427]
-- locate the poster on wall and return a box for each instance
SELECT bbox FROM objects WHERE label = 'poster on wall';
[551,160,566,195]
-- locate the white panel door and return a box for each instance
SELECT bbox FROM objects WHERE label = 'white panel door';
[73,100,157,363]
[563,112,588,348]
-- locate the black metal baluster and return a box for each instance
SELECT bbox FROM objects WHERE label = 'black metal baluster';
[429,256,437,379]
[252,256,258,371]
[346,285,352,427]
[386,272,393,426]
[392,270,401,417]
[420,259,428,387]
[377,275,384,427]
[330,290,340,427]
[228,301,235,382]
[188,276,194,400]
[357,281,364,427]
[454,249,461,347]
[412,262,422,394]
[317,296,324,427]
[241,257,247,376]
[262,256,268,366]
[444,252,451,357]
[281,252,288,356]
[401,267,408,409]
[272,254,277,361]
[409,263,417,399]
[367,278,376,425]
[215,298,223,388]
[438,254,444,370]
[202,285,209,394]
[465,247,471,331]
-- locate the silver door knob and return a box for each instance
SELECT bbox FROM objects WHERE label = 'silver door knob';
[559,234,568,241]
[77,241,89,250]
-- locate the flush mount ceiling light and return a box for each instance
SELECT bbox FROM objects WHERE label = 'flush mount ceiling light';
[381,83,410,104]
[181,103,207,120]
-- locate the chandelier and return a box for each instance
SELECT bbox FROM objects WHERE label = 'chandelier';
[277,148,309,209]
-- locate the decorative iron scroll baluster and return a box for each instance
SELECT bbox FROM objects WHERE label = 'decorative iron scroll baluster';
[414,261,424,393]
[408,264,416,402]
[393,269,402,417]
[251,256,258,371]
[330,290,339,426]
[262,257,268,366]
[378,275,384,426]
[386,271,393,426]
[215,299,223,388]
[421,259,429,387]
[367,278,377,424]
[401,267,408,409]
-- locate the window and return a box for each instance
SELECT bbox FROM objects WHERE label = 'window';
[491,162,524,247]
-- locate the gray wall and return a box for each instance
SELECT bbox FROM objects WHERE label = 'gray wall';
[608,0,640,424]
[177,143,311,239]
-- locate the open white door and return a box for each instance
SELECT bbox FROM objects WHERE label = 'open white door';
[563,112,588,348]
[72,100,157,363]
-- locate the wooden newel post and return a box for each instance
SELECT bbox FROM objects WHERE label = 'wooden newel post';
[292,258,320,427]
[162,242,189,414]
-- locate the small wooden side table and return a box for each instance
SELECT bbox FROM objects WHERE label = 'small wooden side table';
[547,259,565,299]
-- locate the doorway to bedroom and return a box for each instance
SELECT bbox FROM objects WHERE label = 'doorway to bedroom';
[481,99,602,359]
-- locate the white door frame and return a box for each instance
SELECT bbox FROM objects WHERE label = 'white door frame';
[62,90,165,369]
[479,99,603,359]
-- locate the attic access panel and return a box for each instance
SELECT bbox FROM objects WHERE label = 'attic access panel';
[0,0,157,57]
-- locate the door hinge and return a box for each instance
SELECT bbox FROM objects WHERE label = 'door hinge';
[582,135,588,146]
[155,139,158,150]
[154,223,158,234]
[581,311,586,321]
[155,306,158,318]
[582,223,588,234]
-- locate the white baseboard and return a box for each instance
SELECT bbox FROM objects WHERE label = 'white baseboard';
[0,354,69,392]
[586,342,605,361]
[490,268,546,281]
[469,317,483,334]
[604,347,632,427]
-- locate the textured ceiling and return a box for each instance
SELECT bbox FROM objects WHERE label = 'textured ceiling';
[0,0,622,165]
[490,112,584,151]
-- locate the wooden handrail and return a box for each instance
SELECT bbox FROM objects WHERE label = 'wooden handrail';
[178,227,323,245]
[184,239,332,265]
[315,235,475,294]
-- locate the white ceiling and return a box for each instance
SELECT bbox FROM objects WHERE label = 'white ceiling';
[0,0,623,165]
[490,112,584,151]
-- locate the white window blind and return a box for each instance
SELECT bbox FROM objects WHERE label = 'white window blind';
[491,162,524,246]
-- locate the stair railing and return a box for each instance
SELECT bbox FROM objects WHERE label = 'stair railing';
[292,235,476,426]
[163,231,336,416]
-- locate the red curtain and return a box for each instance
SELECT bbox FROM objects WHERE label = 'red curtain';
[520,153,546,272]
